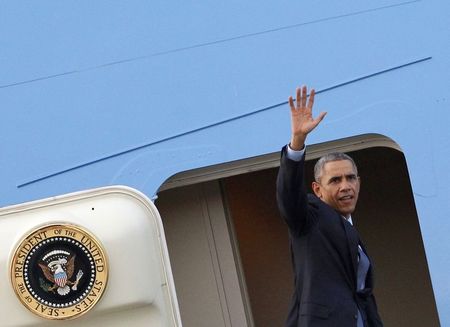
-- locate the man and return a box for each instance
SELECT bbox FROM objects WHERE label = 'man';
[276,86,383,327]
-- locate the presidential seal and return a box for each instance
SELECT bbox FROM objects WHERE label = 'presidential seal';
[10,224,108,320]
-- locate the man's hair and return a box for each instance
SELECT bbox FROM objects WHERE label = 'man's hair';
[314,152,358,183]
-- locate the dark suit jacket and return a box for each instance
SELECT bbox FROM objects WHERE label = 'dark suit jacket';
[276,147,383,327]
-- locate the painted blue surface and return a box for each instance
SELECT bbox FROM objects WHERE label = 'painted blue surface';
[1,0,449,323]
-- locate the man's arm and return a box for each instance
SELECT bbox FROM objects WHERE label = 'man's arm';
[276,86,327,234]
[277,146,309,234]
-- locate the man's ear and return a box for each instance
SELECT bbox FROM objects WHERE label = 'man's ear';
[312,181,322,198]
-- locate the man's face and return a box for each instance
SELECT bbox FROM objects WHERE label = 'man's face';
[312,160,360,218]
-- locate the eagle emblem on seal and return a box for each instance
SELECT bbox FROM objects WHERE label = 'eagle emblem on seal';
[38,250,84,296]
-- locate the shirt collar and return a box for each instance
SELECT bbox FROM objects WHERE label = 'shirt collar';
[343,215,353,225]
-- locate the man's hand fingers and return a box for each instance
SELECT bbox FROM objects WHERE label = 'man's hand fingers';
[291,85,317,111]
[301,85,307,108]
[289,96,296,111]
[296,88,301,108]
[308,89,315,109]
[315,111,327,124]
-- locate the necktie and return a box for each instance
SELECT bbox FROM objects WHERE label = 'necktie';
[355,245,370,327]
[357,245,370,291]
[344,219,371,327]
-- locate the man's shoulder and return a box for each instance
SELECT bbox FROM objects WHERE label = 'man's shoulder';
[307,193,320,205]
[307,194,340,218]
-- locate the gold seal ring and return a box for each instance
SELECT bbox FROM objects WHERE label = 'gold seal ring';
[10,224,108,320]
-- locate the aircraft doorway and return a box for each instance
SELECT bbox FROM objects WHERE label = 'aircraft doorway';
[156,136,440,326]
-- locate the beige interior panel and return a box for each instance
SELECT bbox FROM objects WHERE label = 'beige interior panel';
[156,182,248,327]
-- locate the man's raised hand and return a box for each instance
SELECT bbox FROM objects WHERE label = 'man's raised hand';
[288,86,327,150]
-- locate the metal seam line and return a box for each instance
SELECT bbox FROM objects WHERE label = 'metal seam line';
[2,0,421,90]
[17,55,432,188]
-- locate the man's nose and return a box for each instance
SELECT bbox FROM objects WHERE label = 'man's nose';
[340,180,351,191]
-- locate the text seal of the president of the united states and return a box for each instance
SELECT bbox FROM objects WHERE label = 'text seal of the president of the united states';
[10,224,108,320]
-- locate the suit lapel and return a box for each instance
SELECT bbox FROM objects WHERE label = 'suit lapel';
[309,195,360,290]
[345,221,376,292]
